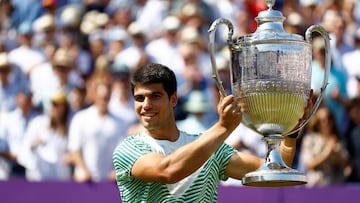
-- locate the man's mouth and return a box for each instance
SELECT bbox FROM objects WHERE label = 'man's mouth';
[142,113,156,120]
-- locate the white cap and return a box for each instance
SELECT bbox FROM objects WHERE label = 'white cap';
[184,90,211,113]
[33,14,56,32]
[162,16,181,31]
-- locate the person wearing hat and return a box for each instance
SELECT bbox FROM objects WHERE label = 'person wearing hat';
[8,22,46,76]
[51,48,76,89]
[114,21,150,71]
[32,13,58,50]
[311,37,349,136]
[177,90,216,135]
[29,47,82,114]
[16,89,72,181]
[144,15,184,75]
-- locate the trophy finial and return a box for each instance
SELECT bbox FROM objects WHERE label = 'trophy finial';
[265,0,275,9]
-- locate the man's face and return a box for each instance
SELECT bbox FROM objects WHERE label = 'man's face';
[133,83,177,131]
[94,84,111,115]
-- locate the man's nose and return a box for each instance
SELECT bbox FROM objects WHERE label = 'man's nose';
[143,97,152,109]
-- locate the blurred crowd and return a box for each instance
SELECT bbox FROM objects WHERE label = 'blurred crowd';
[1,0,360,187]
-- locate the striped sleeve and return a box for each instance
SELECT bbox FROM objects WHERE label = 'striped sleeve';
[215,143,237,181]
[112,135,153,182]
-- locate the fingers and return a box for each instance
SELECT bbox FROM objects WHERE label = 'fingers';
[219,95,245,117]
[218,94,234,112]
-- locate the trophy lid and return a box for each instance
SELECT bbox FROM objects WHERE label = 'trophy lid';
[248,0,303,42]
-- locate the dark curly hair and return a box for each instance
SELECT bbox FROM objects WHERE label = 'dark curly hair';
[130,63,177,99]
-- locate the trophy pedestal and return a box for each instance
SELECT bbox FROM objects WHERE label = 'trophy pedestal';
[242,135,307,187]
[242,167,307,187]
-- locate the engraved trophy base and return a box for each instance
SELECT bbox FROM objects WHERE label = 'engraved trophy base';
[242,135,307,187]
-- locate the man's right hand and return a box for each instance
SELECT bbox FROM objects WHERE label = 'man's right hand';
[217,94,244,131]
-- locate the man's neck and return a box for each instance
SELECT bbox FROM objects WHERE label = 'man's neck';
[146,126,180,142]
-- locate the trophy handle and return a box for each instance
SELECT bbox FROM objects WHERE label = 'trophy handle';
[208,18,234,97]
[287,25,331,135]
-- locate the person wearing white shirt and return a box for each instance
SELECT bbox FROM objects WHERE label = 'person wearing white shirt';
[109,63,137,134]
[0,88,39,179]
[17,90,72,181]
[68,80,128,182]
[8,22,46,76]
[30,47,80,114]
[145,16,184,75]
[0,52,28,116]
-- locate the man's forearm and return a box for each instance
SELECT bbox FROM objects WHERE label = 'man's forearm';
[160,122,235,183]
[280,137,297,167]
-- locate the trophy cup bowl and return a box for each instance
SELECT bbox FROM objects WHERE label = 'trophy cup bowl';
[208,0,331,187]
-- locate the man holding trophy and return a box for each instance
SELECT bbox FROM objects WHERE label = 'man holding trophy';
[113,0,328,201]
[113,63,309,202]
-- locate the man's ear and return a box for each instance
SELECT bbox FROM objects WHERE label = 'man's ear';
[170,92,178,108]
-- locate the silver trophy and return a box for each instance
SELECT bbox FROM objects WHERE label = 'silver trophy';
[208,0,330,187]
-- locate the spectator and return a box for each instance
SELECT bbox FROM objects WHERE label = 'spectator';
[103,26,129,63]
[177,90,215,134]
[311,37,348,136]
[344,98,360,183]
[17,89,72,181]
[177,42,209,99]
[57,30,91,81]
[114,21,150,71]
[30,47,79,114]
[145,15,184,75]
[342,27,360,99]
[0,0,17,50]
[108,62,138,134]
[0,87,39,180]
[32,13,58,51]
[68,84,89,116]
[321,10,354,71]
[299,106,351,187]
[67,78,128,182]
[86,30,106,76]
[133,0,169,40]
[8,22,46,76]
[0,52,28,116]
[0,136,9,180]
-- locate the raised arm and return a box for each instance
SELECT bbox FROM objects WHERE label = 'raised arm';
[131,95,243,184]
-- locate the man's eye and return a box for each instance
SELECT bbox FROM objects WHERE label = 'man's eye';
[151,94,162,99]
[134,96,144,102]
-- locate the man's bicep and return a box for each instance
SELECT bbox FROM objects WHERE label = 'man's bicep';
[225,151,263,180]
[131,152,169,183]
